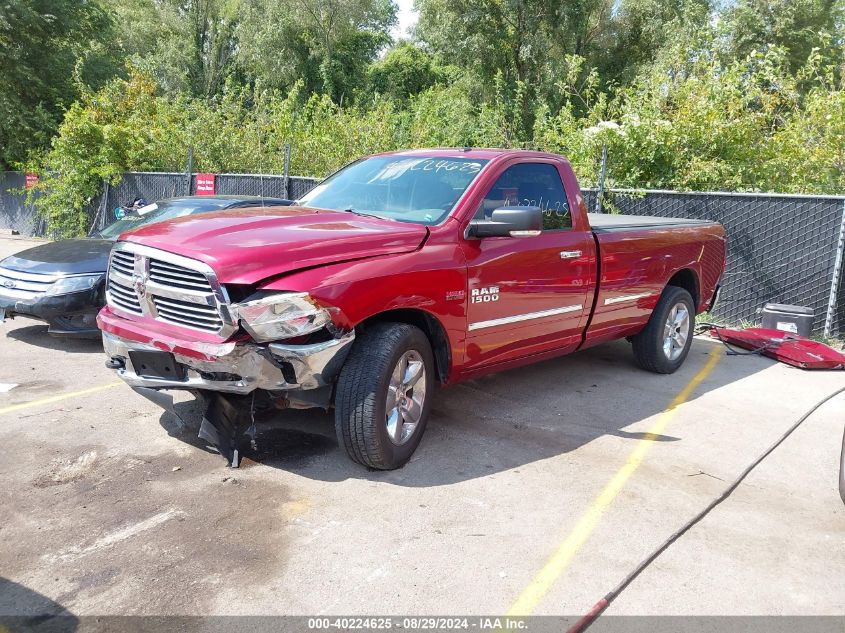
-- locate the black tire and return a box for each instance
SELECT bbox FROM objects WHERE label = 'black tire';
[334,322,435,469]
[631,286,695,374]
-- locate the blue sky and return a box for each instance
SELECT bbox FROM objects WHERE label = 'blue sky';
[392,0,419,40]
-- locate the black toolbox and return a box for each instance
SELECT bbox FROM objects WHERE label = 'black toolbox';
[760,303,814,337]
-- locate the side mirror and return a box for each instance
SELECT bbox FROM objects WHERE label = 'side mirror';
[468,206,543,238]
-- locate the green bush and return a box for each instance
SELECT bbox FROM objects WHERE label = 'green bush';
[31,43,845,238]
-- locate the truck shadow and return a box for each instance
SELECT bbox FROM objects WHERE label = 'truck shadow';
[159,337,776,487]
[0,577,78,632]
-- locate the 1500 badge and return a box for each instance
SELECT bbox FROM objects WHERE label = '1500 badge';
[471,286,499,303]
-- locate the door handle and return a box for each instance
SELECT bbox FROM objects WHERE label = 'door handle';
[559,250,582,259]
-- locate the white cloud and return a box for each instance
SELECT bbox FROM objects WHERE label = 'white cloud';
[392,0,419,40]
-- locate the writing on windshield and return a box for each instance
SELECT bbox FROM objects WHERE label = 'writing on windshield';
[298,156,488,225]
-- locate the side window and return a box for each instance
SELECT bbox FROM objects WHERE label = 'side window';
[475,163,572,231]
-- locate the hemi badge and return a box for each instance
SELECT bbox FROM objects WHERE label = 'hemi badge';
[446,290,466,302]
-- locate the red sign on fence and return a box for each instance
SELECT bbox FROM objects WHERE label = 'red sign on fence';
[25,173,39,190]
[195,173,216,196]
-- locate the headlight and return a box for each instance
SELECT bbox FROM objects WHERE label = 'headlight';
[46,274,103,296]
[233,292,331,342]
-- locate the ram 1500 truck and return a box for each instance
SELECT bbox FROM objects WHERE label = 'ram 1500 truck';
[98,149,726,469]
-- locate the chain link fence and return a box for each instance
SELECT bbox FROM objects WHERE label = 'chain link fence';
[0,172,45,236]
[0,172,320,236]
[212,173,318,200]
[87,172,320,231]
[0,172,319,244]
[2,171,843,336]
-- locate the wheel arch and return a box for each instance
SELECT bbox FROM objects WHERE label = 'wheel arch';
[666,268,700,310]
[358,308,451,384]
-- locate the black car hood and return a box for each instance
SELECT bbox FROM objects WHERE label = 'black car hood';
[0,239,113,275]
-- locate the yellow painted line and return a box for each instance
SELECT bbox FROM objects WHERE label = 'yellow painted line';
[507,349,722,616]
[0,382,122,416]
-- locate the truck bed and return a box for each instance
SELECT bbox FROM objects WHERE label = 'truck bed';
[588,213,716,231]
[583,212,726,348]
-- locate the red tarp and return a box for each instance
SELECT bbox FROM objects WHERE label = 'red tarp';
[709,327,845,370]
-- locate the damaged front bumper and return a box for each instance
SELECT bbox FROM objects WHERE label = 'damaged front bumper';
[102,329,355,397]
[100,315,355,468]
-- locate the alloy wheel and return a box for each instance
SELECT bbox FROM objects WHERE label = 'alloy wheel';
[384,350,427,445]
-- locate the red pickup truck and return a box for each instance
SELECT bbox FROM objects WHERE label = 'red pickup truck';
[98,149,726,469]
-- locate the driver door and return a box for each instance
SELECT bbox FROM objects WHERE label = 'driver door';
[460,160,595,369]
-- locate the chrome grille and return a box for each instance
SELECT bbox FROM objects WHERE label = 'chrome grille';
[107,277,143,314]
[0,266,59,299]
[106,244,234,337]
[149,260,212,292]
[152,296,222,332]
[110,250,135,277]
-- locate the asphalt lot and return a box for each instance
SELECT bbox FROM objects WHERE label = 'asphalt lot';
[1,236,843,620]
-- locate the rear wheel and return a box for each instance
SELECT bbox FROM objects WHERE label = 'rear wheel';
[631,286,695,374]
[334,322,435,469]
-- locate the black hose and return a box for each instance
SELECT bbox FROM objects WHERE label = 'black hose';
[567,384,845,633]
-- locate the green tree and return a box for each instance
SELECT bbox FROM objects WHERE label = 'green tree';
[238,0,396,102]
[414,0,653,136]
[109,0,242,98]
[366,41,443,101]
[587,0,712,89]
[415,0,555,89]
[414,0,718,114]
[0,0,117,168]
[718,0,845,73]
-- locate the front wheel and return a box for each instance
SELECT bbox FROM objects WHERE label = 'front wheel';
[631,286,695,374]
[334,322,435,469]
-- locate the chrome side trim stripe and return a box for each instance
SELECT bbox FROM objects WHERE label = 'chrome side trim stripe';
[603,292,653,306]
[468,304,582,331]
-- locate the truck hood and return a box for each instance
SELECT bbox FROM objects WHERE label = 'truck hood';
[0,239,112,275]
[121,206,429,284]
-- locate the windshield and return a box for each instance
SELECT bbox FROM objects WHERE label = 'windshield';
[94,198,232,239]
[297,156,488,225]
